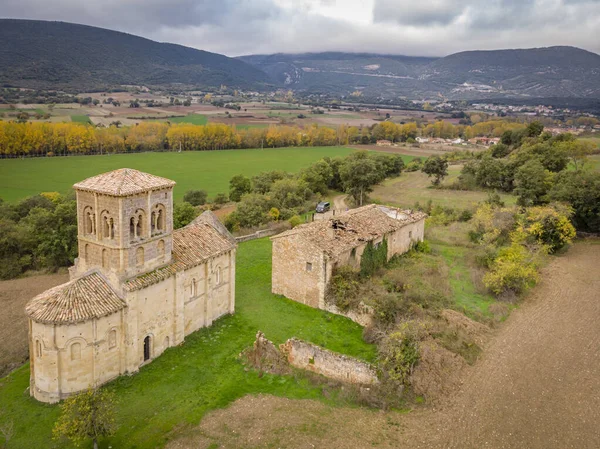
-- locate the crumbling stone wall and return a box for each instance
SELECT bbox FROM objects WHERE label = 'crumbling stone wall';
[244,332,378,386]
[280,338,378,385]
[323,302,374,327]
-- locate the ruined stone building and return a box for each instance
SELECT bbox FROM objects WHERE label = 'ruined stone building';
[271,204,426,309]
[25,169,236,403]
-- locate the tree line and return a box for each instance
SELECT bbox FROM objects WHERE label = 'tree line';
[0,118,534,157]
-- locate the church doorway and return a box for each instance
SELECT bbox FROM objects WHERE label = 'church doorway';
[143,336,151,361]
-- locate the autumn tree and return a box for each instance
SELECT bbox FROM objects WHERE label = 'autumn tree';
[53,388,117,449]
[421,156,448,186]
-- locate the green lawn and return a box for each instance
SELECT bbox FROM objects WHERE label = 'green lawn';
[0,238,375,449]
[164,114,208,125]
[233,123,271,130]
[0,146,356,203]
[70,115,92,124]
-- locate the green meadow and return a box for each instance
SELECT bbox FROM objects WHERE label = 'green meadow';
[0,238,376,449]
[0,146,357,202]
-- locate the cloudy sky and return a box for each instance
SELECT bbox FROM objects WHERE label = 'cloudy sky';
[1,0,599,57]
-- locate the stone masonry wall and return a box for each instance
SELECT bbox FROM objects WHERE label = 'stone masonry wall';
[280,338,379,385]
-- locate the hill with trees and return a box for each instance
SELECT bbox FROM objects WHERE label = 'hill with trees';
[240,47,600,100]
[0,19,273,91]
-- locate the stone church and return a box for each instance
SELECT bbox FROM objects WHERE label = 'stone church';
[25,169,237,403]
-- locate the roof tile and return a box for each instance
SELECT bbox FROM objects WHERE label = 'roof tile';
[73,168,176,196]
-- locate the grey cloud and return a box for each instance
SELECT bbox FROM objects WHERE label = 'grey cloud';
[0,0,598,56]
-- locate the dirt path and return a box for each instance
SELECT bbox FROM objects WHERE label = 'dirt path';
[168,240,600,449]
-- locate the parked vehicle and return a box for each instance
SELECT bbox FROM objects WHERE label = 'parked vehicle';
[316,201,331,213]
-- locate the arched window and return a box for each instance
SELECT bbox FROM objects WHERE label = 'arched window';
[190,278,198,297]
[102,249,110,269]
[109,329,117,349]
[136,247,145,267]
[152,204,166,234]
[164,336,170,349]
[36,340,42,358]
[215,267,222,285]
[84,244,90,264]
[71,342,81,361]
[130,217,136,241]
[157,240,165,259]
[83,207,95,235]
[143,335,151,361]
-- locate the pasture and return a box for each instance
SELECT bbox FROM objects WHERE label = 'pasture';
[0,146,357,203]
[0,238,375,449]
[371,166,516,210]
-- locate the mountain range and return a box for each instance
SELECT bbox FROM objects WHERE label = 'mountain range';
[1,19,599,100]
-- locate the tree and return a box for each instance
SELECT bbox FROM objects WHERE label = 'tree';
[514,160,553,206]
[421,156,448,186]
[183,189,207,206]
[53,388,117,449]
[549,170,600,232]
[173,202,198,229]
[339,152,383,206]
[300,160,333,195]
[229,174,252,202]
[526,121,544,137]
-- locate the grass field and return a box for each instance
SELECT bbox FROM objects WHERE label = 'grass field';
[0,147,357,203]
[164,114,208,125]
[0,238,375,449]
[232,123,271,130]
[70,114,92,124]
[372,166,516,210]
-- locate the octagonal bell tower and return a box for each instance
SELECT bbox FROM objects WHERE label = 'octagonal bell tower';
[72,168,176,283]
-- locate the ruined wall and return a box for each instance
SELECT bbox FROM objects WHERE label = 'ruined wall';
[323,302,374,327]
[271,235,323,308]
[280,338,378,385]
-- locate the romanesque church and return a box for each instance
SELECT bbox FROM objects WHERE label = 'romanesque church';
[25,169,237,403]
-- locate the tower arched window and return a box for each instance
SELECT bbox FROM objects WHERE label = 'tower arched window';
[102,249,110,269]
[152,204,166,234]
[83,206,95,235]
[158,240,165,260]
[100,211,114,240]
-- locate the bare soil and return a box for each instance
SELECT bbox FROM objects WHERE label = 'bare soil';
[167,240,600,449]
[0,272,69,376]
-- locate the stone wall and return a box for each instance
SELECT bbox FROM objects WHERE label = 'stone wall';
[280,338,378,385]
[245,332,378,386]
[235,228,279,243]
[323,302,374,327]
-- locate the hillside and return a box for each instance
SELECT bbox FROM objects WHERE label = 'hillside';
[240,47,600,99]
[0,19,273,91]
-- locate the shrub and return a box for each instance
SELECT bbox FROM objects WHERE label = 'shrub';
[173,202,199,229]
[483,243,541,295]
[377,321,426,386]
[326,266,361,311]
[223,212,240,232]
[288,215,303,228]
[213,193,228,205]
[268,207,280,221]
[518,205,576,253]
[360,238,388,277]
[421,156,448,186]
[413,240,431,254]
[183,189,207,206]
[372,294,407,326]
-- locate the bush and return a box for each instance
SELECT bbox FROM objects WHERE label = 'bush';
[413,240,431,253]
[377,321,425,386]
[288,215,303,228]
[326,266,361,311]
[213,193,228,205]
[360,238,388,277]
[183,190,207,206]
[517,205,576,253]
[483,243,541,295]
[173,202,199,229]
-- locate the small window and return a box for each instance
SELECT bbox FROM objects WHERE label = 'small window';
[36,340,42,358]
[215,267,221,285]
[306,262,313,272]
[409,231,413,239]
[109,330,117,349]
[158,240,165,259]
[71,342,81,361]
[191,278,198,297]
[102,249,110,269]
[374,241,381,249]
[164,336,170,349]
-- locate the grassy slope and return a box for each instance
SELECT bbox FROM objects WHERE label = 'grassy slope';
[164,114,208,125]
[0,146,356,203]
[0,238,375,449]
[372,166,516,210]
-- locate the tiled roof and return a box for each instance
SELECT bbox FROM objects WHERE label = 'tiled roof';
[124,213,236,291]
[25,272,126,325]
[73,168,176,196]
[272,204,427,258]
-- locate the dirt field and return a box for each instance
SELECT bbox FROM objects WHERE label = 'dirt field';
[0,273,69,377]
[167,240,600,449]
